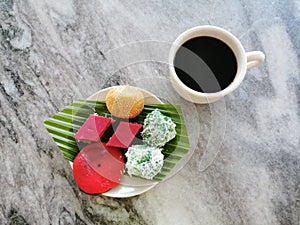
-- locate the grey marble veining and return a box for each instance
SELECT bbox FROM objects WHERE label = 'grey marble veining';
[0,0,299,224]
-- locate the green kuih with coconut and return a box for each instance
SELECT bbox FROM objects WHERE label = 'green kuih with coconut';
[142,109,177,147]
[125,145,164,180]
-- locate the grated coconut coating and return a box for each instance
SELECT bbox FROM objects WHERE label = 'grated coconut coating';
[125,145,164,180]
[141,109,176,147]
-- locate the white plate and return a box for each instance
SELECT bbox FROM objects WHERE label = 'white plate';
[72,86,163,198]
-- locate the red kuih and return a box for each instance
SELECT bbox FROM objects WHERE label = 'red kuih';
[74,115,113,142]
[73,142,124,194]
[106,122,142,148]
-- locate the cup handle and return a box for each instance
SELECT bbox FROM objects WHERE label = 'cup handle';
[246,51,265,69]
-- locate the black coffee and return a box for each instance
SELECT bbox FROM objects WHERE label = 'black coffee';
[174,36,237,93]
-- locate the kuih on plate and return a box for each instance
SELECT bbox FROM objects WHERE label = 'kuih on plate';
[73,142,124,194]
[106,121,142,148]
[44,86,190,196]
[74,115,114,142]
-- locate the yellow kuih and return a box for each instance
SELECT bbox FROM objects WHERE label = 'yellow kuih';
[105,86,144,119]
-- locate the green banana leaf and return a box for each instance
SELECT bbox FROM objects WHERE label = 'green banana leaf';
[44,100,190,181]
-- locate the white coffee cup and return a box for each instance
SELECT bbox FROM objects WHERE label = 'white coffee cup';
[169,25,265,104]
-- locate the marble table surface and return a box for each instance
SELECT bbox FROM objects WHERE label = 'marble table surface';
[0,0,299,224]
